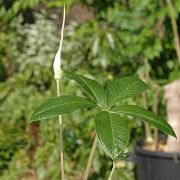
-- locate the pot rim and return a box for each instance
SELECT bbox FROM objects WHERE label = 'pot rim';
[134,139,180,160]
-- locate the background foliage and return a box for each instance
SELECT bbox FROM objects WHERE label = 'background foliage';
[0,0,180,179]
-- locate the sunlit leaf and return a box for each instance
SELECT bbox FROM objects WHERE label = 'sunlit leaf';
[64,70,106,107]
[106,76,148,108]
[95,111,130,160]
[30,95,95,122]
[110,105,176,137]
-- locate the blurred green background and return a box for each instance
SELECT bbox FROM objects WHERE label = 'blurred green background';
[0,0,180,179]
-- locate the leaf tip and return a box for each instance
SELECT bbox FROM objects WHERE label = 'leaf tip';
[28,116,34,123]
[63,70,71,77]
[168,127,177,138]
[172,131,177,139]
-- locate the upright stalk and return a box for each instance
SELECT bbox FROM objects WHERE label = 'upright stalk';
[153,128,158,150]
[108,164,116,180]
[53,5,66,180]
[166,0,180,64]
[83,135,98,180]
[142,92,153,144]
[152,85,159,150]
[56,80,64,180]
[141,58,153,144]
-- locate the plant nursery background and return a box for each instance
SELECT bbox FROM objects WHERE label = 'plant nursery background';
[0,0,180,179]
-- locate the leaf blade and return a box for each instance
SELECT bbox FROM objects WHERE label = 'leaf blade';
[30,95,95,122]
[106,76,148,107]
[95,111,130,160]
[64,70,106,107]
[110,105,176,137]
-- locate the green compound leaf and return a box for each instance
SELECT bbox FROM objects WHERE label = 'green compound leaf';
[64,70,106,107]
[110,105,176,138]
[106,76,148,108]
[29,95,95,122]
[95,111,130,160]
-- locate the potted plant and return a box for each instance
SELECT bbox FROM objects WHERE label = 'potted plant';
[28,2,177,179]
[29,70,176,180]
[134,80,180,180]
[134,0,180,179]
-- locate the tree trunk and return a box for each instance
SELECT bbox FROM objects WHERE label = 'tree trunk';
[164,80,180,152]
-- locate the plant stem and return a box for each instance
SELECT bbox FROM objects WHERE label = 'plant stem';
[56,79,65,180]
[142,92,153,144]
[152,86,159,150]
[154,128,158,150]
[166,0,180,65]
[140,58,153,144]
[83,135,98,180]
[108,164,116,180]
[59,5,66,53]
[55,5,66,179]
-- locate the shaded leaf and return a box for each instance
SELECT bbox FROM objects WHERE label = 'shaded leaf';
[106,76,148,107]
[30,95,95,122]
[110,105,176,137]
[95,111,130,160]
[64,70,106,107]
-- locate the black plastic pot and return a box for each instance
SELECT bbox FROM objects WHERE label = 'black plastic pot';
[134,140,180,180]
